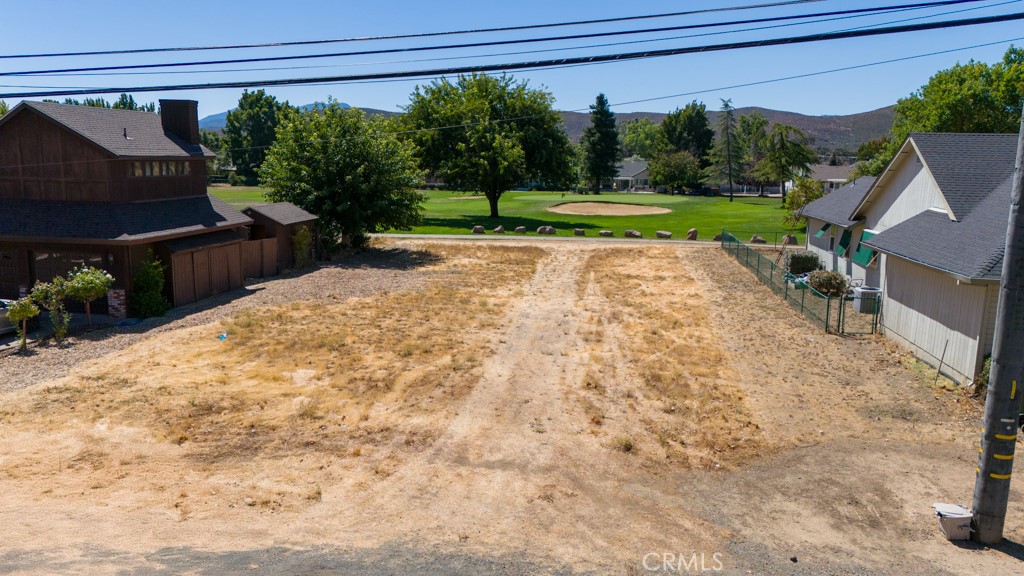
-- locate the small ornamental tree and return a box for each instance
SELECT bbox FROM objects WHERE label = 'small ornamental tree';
[31,277,71,344]
[808,270,848,297]
[5,297,39,350]
[67,266,114,325]
[130,251,170,318]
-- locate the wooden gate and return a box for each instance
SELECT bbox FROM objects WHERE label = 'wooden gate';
[241,238,277,279]
[169,242,244,307]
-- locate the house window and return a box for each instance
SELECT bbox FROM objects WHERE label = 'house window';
[814,223,831,238]
[163,162,177,176]
[852,230,878,267]
[836,230,852,256]
[182,161,191,175]
[828,229,836,252]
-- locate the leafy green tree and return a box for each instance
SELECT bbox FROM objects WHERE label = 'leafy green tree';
[225,89,293,182]
[404,74,574,218]
[5,297,39,350]
[783,176,825,226]
[261,101,424,248]
[0,100,10,117]
[649,151,704,192]
[661,101,714,164]
[621,118,666,159]
[130,251,170,318]
[115,94,156,112]
[705,98,744,201]
[738,111,770,185]
[858,46,1024,176]
[31,277,71,344]
[581,93,621,193]
[67,266,114,326]
[755,124,817,201]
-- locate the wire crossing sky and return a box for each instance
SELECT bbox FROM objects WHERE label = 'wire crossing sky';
[0,0,1022,117]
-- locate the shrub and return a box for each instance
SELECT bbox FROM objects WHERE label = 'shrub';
[5,297,39,350]
[786,251,821,275]
[31,277,72,344]
[975,354,993,396]
[67,266,114,325]
[292,225,313,269]
[808,270,848,297]
[130,251,170,318]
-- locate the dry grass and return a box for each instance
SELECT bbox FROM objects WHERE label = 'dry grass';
[578,247,769,469]
[0,243,545,505]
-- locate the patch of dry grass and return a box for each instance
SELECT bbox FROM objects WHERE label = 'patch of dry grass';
[579,247,769,470]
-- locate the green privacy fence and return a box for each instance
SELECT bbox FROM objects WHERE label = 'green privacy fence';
[720,231,880,334]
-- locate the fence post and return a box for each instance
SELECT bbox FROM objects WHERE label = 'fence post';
[801,287,806,313]
[826,297,832,333]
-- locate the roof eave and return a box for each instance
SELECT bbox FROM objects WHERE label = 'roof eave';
[865,242,996,284]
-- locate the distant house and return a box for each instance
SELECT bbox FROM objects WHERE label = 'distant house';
[802,133,1017,385]
[787,163,853,194]
[613,159,650,191]
[0,100,254,315]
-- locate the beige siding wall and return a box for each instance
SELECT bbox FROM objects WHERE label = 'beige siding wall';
[976,283,1000,376]
[881,257,988,384]
[804,217,875,284]
[863,157,948,231]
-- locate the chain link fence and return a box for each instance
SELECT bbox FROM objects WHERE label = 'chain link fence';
[720,231,880,334]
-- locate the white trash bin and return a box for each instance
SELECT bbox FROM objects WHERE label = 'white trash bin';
[933,503,972,540]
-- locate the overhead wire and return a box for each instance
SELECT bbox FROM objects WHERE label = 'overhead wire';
[0,0,993,77]
[2,10,1021,98]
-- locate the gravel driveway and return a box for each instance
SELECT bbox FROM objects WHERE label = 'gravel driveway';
[0,246,437,393]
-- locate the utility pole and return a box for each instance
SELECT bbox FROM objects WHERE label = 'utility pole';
[972,110,1024,545]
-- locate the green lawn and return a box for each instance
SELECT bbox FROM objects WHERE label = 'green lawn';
[209,186,269,209]
[409,190,803,244]
[208,187,803,244]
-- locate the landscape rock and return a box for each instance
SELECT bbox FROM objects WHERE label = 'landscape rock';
[656,231,672,239]
[471,225,485,234]
[625,230,642,238]
[750,235,768,244]
[713,233,723,241]
[687,228,698,241]
[599,230,614,237]
[537,226,557,235]
[574,228,585,236]
[514,226,527,234]
[493,225,505,234]
[783,234,798,245]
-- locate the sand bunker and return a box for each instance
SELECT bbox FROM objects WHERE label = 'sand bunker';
[547,202,671,216]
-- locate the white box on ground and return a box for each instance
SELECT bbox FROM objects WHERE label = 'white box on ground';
[933,503,972,540]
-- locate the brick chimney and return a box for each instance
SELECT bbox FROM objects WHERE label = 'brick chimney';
[159,99,200,145]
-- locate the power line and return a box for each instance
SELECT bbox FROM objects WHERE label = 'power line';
[2,10,1021,99]
[2,34,1021,171]
[26,0,1016,79]
[0,1,832,60]
[0,0,991,77]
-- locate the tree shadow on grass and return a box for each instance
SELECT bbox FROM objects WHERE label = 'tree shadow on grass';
[421,215,603,232]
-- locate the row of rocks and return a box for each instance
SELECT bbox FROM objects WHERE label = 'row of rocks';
[469,226,703,239]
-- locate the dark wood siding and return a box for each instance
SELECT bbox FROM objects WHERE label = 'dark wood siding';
[0,110,112,202]
[168,241,243,307]
[110,159,208,202]
[241,238,278,279]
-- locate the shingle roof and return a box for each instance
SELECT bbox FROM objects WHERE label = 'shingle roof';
[13,101,214,158]
[801,176,876,228]
[616,159,648,178]
[864,172,1013,281]
[163,229,246,253]
[910,132,1018,219]
[243,202,318,226]
[0,195,251,242]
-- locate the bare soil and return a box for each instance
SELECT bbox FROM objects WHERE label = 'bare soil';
[547,202,672,216]
[0,239,1020,575]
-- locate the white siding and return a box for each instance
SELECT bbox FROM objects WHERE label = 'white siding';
[862,157,948,230]
[804,217,875,284]
[881,257,988,384]
[976,283,1001,378]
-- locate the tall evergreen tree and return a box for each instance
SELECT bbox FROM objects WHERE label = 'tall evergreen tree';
[705,99,744,202]
[754,124,817,201]
[660,100,714,164]
[581,93,621,193]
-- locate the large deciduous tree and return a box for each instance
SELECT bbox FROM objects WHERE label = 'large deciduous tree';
[705,98,744,201]
[581,93,621,193]
[649,151,704,193]
[661,101,714,164]
[754,124,817,201]
[621,118,666,159]
[404,74,573,218]
[225,89,292,182]
[857,46,1024,177]
[737,111,770,187]
[260,101,424,248]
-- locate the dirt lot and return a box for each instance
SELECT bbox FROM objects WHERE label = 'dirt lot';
[0,239,1021,575]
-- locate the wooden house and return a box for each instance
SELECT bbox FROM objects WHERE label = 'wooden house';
[0,99,253,315]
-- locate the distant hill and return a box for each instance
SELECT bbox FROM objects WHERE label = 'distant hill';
[200,103,893,153]
[560,105,895,152]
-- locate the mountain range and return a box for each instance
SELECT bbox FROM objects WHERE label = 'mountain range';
[199,103,894,153]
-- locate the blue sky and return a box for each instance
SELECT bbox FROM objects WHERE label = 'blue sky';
[1,0,1022,119]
